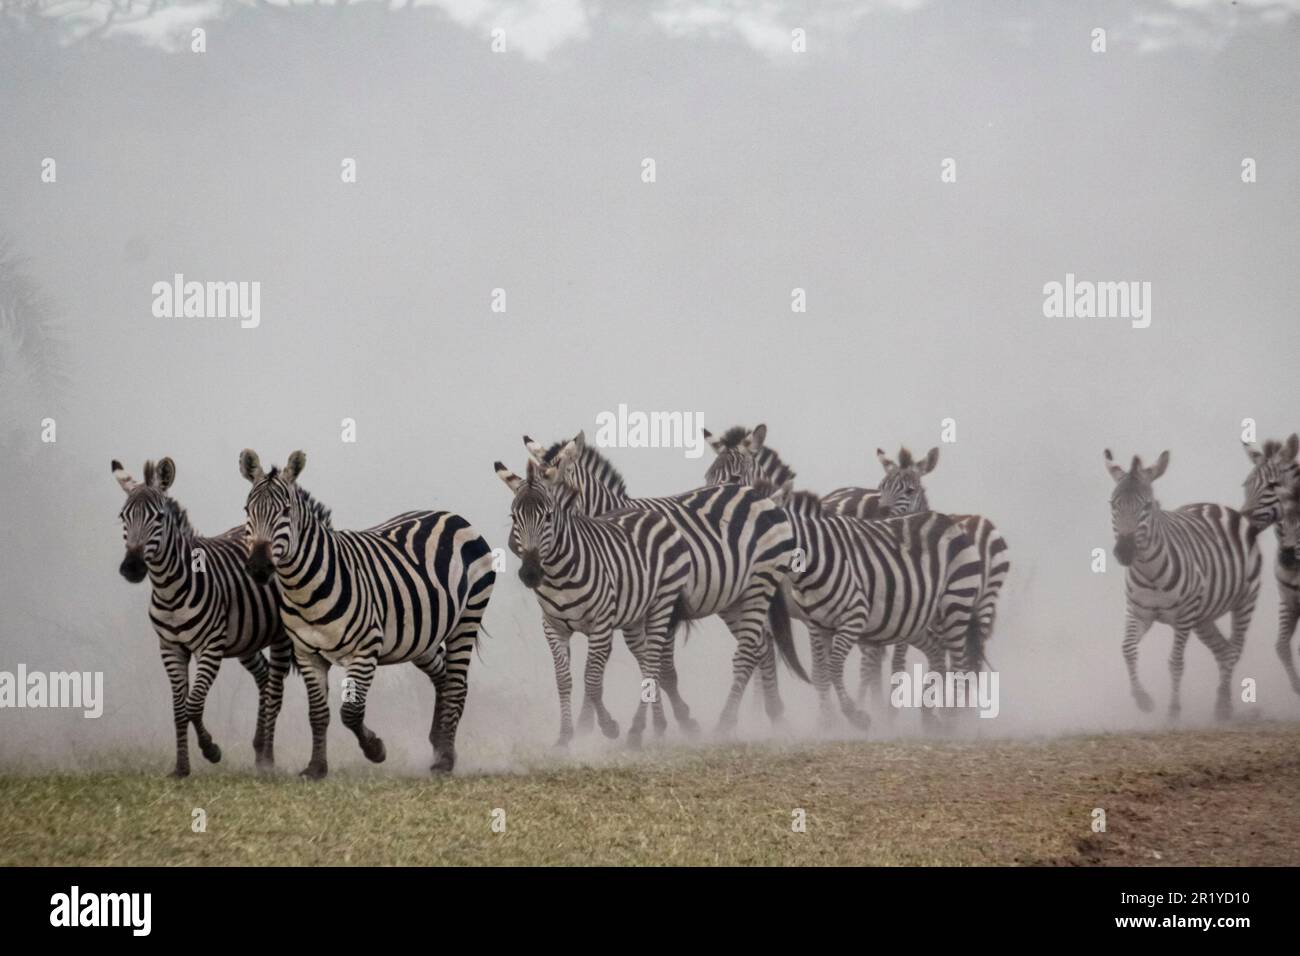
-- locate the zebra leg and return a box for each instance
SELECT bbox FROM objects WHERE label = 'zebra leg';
[856,643,883,707]
[295,646,331,779]
[885,641,908,719]
[239,650,270,761]
[654,625,699,736]
[715,584,779,733]
[1277,597,1300,696]
[427,623,480,774]
[829,632,870,731]
[1122,612,1156,712]
[257,635,293,768]
[186,642,225,764]
[621,627,667,740]
[160,641,192,778]
[626,610,672,750]
[757,626,784,723]
[542,618,576,747]
[339,650,385,764]
[809,627,836,728]
[1194,620,1236,721]
[1166,628,1191,720]
[578,630,620,739]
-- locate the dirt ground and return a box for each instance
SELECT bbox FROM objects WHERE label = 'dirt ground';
[1,722,1297,866]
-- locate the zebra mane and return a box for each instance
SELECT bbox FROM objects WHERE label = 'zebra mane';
[294,484,333,529]
[543,439,628,497]
[1263,439,1281,458]
[785,489,823,516]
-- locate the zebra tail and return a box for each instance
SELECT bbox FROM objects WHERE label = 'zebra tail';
[665,594,693,645]
[966,616,990,672]
[769,588,810,684]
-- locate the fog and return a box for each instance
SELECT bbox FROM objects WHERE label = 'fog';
[2,1,1298,773]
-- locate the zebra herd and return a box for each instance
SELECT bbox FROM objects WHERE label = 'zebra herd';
[109,428,1300,779]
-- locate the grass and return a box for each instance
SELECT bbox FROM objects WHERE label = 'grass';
[2,722,1298,866]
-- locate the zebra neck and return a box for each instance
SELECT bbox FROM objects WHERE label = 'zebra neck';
[275,512,332,591]
[1129,507,1172,574]
[146,521,196,598]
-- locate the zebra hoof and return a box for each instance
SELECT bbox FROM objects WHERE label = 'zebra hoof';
[846,710,872,732]
[599,719,620,740]
[299,762,328,780]
[168,766,190,779]
[680,717,701,738]
[626,731,644,751]
[1214,702,1232,722]
[553,732,573,749]
[430,753,455,775]
[362,737,387,763]
[201,742,222,763]
[1166,705,1181,722]
[1133,689,1155,713]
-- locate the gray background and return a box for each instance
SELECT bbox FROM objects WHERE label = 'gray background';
[1,0,1298,772]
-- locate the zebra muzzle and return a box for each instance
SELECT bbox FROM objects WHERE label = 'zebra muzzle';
[1113,534,1136,566]
[119,551,147,583]
[1280,547,1298,570]
[245,544,274,584]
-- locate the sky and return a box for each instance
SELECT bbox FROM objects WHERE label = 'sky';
[1,0,1298,772]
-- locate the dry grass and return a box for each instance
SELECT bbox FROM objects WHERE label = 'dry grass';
[2,722,1298,866]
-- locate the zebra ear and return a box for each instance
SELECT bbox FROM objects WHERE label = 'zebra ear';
[877,448,896,474]
[919,447,939,475]
[745,424,767,452]
[1285,433,1299,461]
[155,457,176,492]
[557,435,582,464]
[112,459,138,494]
[283,451,306,484]
[1146,450,1170,482]
[495,461,524,493]
[1103,448,1126,482]
[571,430,586,452]
[240,449,265,484]
[1244,442,1265,465]
[704,429,725,454]
[522,435,547,465]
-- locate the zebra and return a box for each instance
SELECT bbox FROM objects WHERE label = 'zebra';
[495,459,692,747]
[1241,434,1300,694]
[701,426,923,708]
[240,449,495,777]
[1105,449,1261,719]
[872,446,1009,677]
[522,431,805,732]
[768,485,983,729]
[113,457,292,777]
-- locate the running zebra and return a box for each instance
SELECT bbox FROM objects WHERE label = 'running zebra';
[1105,449,1260,719]
[496,459,692,747]
[113,457,292,777]
[874,446,1009,670]
[1241,434,1300,694]
[522,432,804,731]
[240,450,495,777]
[770,485,982,728]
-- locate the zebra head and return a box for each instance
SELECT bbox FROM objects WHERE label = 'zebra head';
[1105,448,1169,567]
[1277,480,1300,572]
[240,448,308,585]
[875,446,938,516]
[1241,433,1299,532]
[496,458,577,590]
[112,457,178,583]
[703,424,767,486]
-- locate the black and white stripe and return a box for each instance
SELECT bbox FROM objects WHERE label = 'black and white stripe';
[1241,434,1300,694]
[523,432,805,731]
[496,459,692,746]
[772,487,983,728]
[113,457,291,777]
[1106,449,1261,718]
[240,449,495,777]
